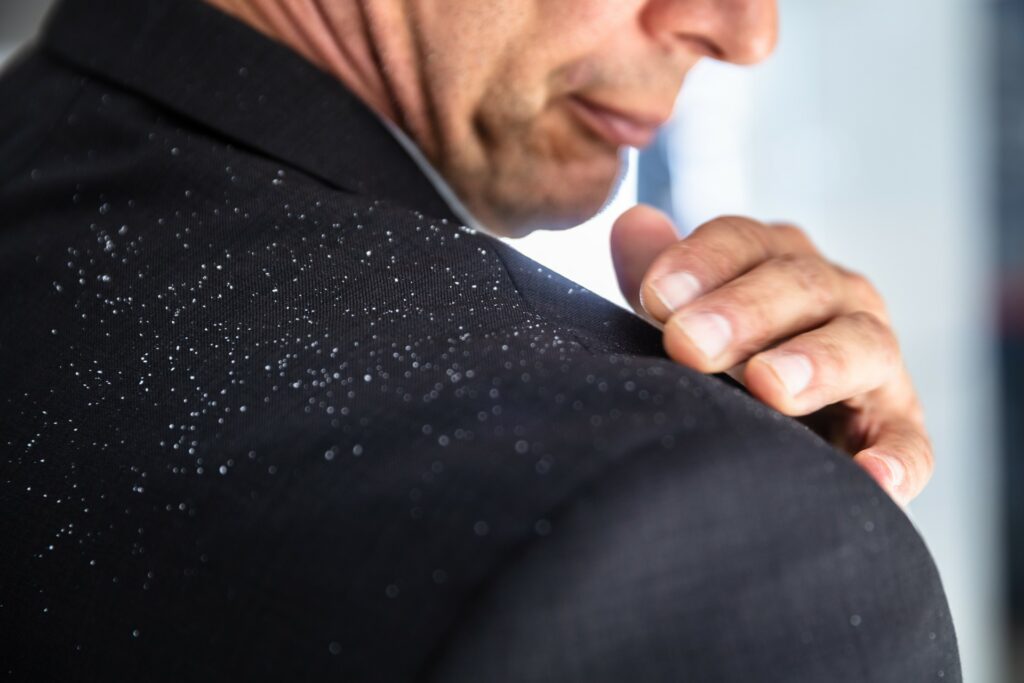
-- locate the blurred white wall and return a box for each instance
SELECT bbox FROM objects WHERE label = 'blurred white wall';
[507,151,637,306]
[0,0,50,62]
[512,0,1005,680]
[2,0,1005,678]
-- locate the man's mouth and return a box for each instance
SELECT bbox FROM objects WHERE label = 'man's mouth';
[564,94,666,149]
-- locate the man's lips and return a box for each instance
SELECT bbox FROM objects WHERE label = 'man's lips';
[565,95,666,149]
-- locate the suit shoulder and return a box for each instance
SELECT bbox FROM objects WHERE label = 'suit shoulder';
[428,386,960,681]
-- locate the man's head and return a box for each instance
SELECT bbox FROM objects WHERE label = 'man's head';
[208,0,778,236]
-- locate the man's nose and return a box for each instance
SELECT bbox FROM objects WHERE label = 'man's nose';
[643,0,779,66]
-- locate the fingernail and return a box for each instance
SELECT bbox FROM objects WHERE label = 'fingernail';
[761,351,813,396]
[674,312,731,360]
[861,452,906,490]
[650,272,701,312]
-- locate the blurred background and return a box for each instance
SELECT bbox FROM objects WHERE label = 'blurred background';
[2,0,1020,680]
[515,1,1016,680]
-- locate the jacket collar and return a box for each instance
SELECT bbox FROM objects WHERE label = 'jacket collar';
[39,0,459,222]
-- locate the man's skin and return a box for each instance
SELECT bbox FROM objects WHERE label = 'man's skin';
[205,0,933,507]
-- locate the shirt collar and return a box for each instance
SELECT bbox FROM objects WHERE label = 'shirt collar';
[39,0,461,224]
[377,116,504,239]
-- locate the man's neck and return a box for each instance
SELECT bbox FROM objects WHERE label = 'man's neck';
[203,0,439,161]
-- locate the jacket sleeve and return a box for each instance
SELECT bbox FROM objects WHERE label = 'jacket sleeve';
[425,423,961,683]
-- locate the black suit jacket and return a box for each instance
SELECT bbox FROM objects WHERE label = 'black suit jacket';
[0,1,961,680]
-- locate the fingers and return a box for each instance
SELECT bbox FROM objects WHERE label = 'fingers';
[852,414,934,507]
[611,208,934,507]
[661,252,857,373]
[749,320,930,507]
[611,205,682,315]
[640,215,819,322]
[741,310,901,416]
[747,316,931,506]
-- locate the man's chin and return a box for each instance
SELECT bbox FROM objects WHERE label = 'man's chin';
[480,167,624,238]
[474,191,611,238]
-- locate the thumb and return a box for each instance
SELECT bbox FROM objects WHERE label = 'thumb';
[611,204,680,315]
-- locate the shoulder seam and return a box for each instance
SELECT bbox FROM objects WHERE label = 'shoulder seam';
[479,237,599,354]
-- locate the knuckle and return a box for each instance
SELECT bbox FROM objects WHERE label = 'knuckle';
[646,243,706,290]
[711,289,770,347]
[651,240,698,275]
[849,310,901,367]
[821,336,852,380]
[771,253,838,310]
[686,216,769,281]
[805,326,851,380]
[741,306,775,349]
[843,269,890,320]
[849,307,891,336]
[771,222,816,249]
[848,308,884,328]
[707,215,772,253]
[710,214,763,233]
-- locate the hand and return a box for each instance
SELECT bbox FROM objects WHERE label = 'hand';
[611,204,932,507]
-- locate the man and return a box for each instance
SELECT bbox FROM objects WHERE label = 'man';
[0,0,959,680]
